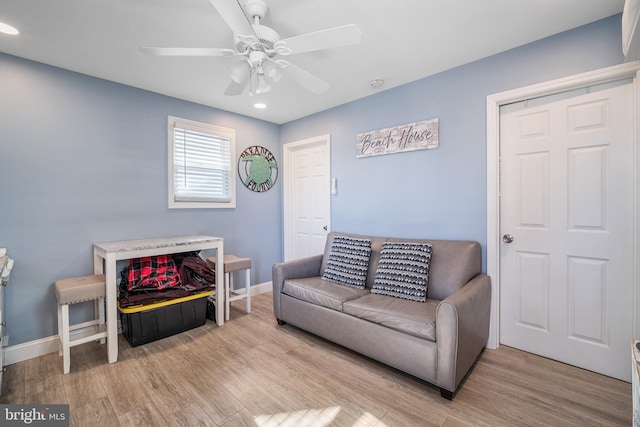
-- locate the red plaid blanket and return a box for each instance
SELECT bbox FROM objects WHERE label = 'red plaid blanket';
[127,255,181,291]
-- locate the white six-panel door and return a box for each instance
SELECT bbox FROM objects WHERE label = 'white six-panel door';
[283,135,331,261]
[499,81,634,381]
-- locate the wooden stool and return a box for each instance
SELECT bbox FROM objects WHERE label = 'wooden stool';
[206,254,251,321]
[54,274,107,374]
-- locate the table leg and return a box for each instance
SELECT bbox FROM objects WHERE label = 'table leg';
[105,253,118,363]
[216,244,224,326]
[93,249,103,275]
[93,249,107,344]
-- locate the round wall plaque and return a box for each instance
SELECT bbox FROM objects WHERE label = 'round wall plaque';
[238,145,278,192]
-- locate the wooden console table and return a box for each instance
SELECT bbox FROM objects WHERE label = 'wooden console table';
[93,235,224,363]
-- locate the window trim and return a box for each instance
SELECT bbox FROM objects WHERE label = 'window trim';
[168,116,236,209]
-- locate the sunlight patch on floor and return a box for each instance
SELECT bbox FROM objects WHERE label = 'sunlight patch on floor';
[254,407,388,427]
[254,406,340,427]
[353,411,388,426]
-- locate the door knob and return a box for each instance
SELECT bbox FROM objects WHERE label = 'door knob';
[323,225,328,231]
[503,234,514,243]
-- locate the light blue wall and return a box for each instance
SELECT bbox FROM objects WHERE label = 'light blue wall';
[280,15,625,268]
[0,14,625,347]
[0,54,281,345]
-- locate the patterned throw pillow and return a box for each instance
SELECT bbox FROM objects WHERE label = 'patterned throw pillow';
[371,242,433,302]
[322,236,372,289]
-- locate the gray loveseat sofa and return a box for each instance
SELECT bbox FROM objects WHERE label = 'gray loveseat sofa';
[272,231,491,399]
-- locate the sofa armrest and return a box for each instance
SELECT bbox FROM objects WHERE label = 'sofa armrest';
[435,274,491,394]
[272,254,324,320]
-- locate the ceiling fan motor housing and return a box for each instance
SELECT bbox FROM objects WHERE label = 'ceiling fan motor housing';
[234,0,280,54]
[253,24,280,48]
[234,23,280,55]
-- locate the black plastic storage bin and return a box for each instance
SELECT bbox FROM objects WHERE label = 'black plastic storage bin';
[118,291,210,346]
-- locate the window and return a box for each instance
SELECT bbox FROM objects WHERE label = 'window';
[168,116,236,208]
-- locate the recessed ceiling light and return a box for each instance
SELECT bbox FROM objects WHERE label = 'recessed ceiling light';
[0,22,19,36]
[254,103,266,109]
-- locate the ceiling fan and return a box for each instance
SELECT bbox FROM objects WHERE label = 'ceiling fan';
[141,0,363,96]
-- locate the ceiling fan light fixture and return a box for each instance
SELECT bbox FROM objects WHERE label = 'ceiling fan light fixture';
[262,60,282,83]
[255,72,271,94]
[229,60,251,84]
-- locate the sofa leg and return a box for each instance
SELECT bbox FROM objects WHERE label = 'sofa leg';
[276,319,286,326]
[440,388,454,400]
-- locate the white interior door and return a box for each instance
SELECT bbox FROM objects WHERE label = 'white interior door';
[499,80,634,381]
[283,134,331,261]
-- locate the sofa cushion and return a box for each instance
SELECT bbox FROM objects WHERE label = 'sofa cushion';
[343,293,439,341]
[371,241,432,302]
[322,235,372,289]
[283,276,370,311]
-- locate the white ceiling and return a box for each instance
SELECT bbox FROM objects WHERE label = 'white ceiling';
[0,0,624,124]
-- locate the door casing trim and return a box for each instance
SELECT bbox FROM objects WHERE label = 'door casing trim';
[486,61,640,349]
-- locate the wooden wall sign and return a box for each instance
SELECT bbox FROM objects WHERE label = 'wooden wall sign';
[356,118,439,158]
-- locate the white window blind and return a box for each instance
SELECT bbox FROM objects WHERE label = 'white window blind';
[168,116,236,208]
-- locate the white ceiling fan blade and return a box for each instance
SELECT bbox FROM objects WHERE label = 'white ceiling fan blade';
[208,0,255,37]
[224,78,249,96]
[279,24,362,55]
[282,63,330,94]
[140,47,236,57]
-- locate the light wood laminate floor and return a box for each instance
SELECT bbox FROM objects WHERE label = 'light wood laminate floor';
[1,292,631,426]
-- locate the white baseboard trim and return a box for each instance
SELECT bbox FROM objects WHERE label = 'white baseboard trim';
[252,281,272,295]
[4,281,274,366]
[4,336,59,366]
